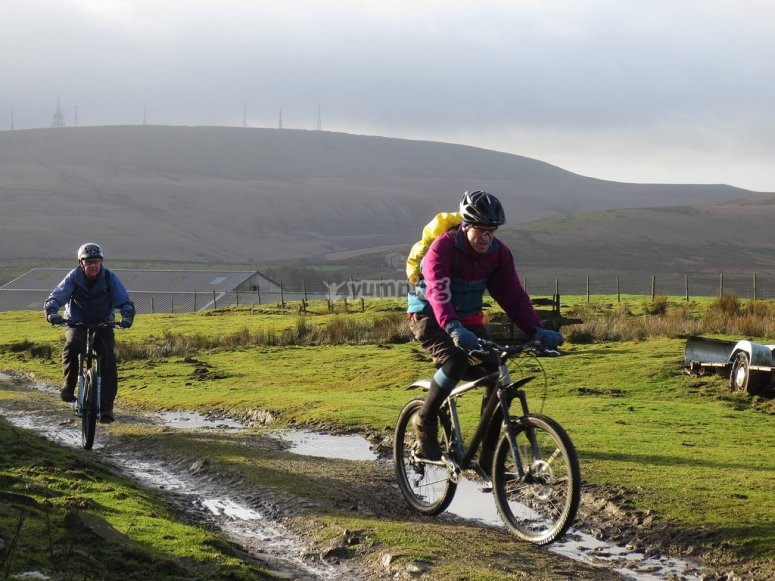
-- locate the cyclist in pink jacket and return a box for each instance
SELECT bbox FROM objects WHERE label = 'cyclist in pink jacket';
[407,191,563,461]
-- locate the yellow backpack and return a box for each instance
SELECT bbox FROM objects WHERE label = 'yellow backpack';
[406,212,462,284]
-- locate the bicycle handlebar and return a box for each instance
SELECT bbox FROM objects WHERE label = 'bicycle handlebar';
[57,319,123,330]
[468,338,561,359]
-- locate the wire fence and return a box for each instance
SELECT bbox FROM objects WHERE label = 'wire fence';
[521,272,775,302]
[2,272,775,314]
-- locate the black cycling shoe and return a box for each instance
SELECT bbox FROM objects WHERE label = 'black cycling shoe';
[100,411,115,424]
[60,386,76,403]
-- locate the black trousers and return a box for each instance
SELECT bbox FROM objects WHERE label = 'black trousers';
[62,326,117,411]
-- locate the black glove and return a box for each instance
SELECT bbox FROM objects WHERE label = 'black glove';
[445,320,480,351]
[533,326,564,349]
[120,317,133,329]
[47,313,64,326]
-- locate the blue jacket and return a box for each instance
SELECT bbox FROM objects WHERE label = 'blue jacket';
[407,227,541,334]
[44,267,135,325]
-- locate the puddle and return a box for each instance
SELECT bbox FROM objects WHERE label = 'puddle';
[156,410,244,430]
[0,392,342,580]
[101,449,335,580]
[0,378,704,580]
[283,427,704,581]
[279,430,376,460]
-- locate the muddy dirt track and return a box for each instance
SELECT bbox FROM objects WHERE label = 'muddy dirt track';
[0,373,759,580]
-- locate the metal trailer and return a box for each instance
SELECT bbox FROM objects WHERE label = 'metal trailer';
[684,335,775,396]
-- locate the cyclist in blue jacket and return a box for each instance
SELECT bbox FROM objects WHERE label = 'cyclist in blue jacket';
[407,191,563,462]
[44,243,135,423]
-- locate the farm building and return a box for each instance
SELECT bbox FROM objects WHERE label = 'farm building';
[0,268,309,313]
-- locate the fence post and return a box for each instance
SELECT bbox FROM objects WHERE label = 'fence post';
[651,275,656,300]
[280,281,285,309]
[753,272,757,301]
[194,291,197,311]
[151,296,155,314]
[685,275,689,302]
[236,290,239,307]
[586,276,590,303]
[719,273,724,298]
[616,276,620,303]
[213,290,217,309]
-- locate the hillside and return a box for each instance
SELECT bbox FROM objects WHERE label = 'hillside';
[503,194,775,274]
[0,125,767,270]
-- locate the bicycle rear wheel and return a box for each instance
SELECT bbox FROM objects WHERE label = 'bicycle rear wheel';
[81,369,98,450]
[393,398,456,515]
[492,414,580,545]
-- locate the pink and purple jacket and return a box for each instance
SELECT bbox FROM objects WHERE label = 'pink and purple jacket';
[407,227,542,334]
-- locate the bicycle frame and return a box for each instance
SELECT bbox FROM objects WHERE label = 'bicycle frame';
[416,358,537,481]
[63,320,119,449]
[76,327,102,420]
[395,338,580,544]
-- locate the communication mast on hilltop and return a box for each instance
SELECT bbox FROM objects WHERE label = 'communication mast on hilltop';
[317,105,322,131]
[278,108,283,129]
[51,95,66,128]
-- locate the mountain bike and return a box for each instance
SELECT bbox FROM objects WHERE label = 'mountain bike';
[394,338,580,545]
[61,320,121,450]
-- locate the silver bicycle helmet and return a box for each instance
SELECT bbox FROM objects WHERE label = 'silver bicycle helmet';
[459,191,506,227]
[77,243,104,261]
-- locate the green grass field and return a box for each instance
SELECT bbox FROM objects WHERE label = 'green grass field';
[1,303,774,577]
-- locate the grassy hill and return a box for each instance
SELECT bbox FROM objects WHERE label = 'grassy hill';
[0,125,766,274]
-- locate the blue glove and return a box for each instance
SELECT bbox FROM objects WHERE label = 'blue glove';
[533,326,564,350]
[120,317,133,329]
[47,313,64,326]
[445,320,480,351]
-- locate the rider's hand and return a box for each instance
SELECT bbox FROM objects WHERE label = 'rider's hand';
[47,313,64,326]
[445,320,480,351]
[120,317,133,329]
[533,326,564,350]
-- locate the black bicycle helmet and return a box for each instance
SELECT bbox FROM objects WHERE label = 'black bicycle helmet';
[77,243,104,261]
[459,190,506,227]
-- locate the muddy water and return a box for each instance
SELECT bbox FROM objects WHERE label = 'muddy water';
[0,389,341,580]
[0,377,702,581]
[284,424,703,581]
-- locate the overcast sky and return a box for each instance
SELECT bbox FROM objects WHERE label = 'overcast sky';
[3,0,774,191]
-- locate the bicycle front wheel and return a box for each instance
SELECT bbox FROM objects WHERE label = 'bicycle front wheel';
[81,369,98,450]
[393,398,456,515]
[492,414,580,545]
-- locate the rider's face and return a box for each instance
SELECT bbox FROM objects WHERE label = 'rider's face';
[80,258,102,280]
[464,225,497,254]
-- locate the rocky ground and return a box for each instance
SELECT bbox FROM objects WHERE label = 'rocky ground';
[0,372,766,580]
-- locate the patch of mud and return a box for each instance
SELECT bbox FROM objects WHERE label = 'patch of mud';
[0,372,766,580]
[0,374,369,580]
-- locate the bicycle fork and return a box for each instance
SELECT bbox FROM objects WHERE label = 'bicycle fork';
[498,371,538,483]
[75,351,102,419]
[76,353,86,417]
